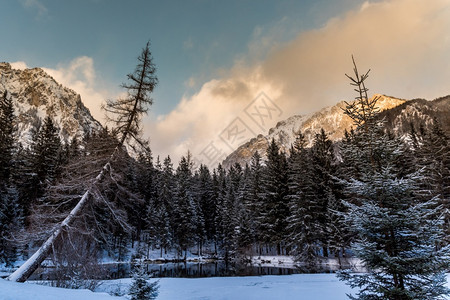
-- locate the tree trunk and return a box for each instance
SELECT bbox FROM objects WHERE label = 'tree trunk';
[8,42,157,282]
[8,163,110,282]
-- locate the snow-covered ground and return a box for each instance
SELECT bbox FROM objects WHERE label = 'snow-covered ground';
[3,273,450,300]
[0,278,126,300]
[99,274,355,300]
[1,274,354,300]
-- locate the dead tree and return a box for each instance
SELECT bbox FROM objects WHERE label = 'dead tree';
[8,41,157,282]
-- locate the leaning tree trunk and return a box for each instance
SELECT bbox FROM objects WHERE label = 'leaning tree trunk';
[8,41,156,282]
[8,163,111,282]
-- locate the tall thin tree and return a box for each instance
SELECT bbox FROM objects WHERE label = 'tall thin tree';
[337,57,450,300]
[8,41,158,282]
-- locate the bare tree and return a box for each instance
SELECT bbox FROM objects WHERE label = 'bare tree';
[8,41,157,282]
[104,41,158,151]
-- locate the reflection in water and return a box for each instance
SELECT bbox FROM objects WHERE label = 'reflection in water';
[107,261,341,279]
[30,260,355,280]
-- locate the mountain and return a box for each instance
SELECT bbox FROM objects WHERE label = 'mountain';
[0,62,103,146]
[378,95,450,136]
[222,94,449,168]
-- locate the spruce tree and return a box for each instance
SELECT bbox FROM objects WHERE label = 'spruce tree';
[287,132,321,264]
[194,164,216,253]
[235,152,263,255]
[156,156,174,253]
[0,185,21,266]
[215,163,243,260]
[247,151,263,244]
[310,128,335,257]
[0,90,23,265]
[212,164,227,254]
[417,119,450,232]
[234,164,256,254]
[128,265,159,300]
[172,154,197,258]
[31,116,62,191]
[131,149,155,248]
[259,139,289,255]
[337,57,450,300]
[0,91,15,183]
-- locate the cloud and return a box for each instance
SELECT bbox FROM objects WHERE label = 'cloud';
[42,57,111,124]
[260,0,450,113]
[19,0,48,18]
[146,0,450,166]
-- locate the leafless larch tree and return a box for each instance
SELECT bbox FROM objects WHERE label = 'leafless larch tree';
[8,41,158,282]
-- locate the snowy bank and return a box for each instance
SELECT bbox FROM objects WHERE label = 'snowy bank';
[0,278,126,300]
[98,274,355,300]
[3,274,450,299]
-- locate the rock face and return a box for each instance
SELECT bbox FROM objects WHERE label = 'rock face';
[0,62,102,146]
[378,95,450,136]
[222,94,450,168]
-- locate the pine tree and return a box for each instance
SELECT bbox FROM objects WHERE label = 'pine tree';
[128,265,159,300]
[172,154,197,258]
[234,164,257,255]
[259,139,289,255]
[220,163,243,259]
[212,164,227,254]
[0,185,21,267]
[234,152,263,255]
[133,150,155,246]
[416,118,450,239]
[0,91,15,183]
[194,164,216,254]
[247,151,263,246]
[337,57,450,300]
[12,144,37,218]
[0,91,23,265]
[153,156,174,254]
[30,116,62,191]
[287,132,321,264]
[310,128,335,257]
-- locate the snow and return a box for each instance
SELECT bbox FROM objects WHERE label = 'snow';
[0,274,354,300]
[0,278,126,300]
[99,274,354,300]
[0,62,103,147]
[3,273,450,299]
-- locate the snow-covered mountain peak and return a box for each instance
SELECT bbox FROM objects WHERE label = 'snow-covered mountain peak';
[223,94,406,168]
[0,62,103,146]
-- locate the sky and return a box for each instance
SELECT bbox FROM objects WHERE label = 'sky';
[1,0,450,166]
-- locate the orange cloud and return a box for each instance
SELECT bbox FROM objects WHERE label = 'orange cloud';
[147,0,450,166]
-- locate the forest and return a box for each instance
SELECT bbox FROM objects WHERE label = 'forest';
[1,89,449,262]
[1,48,450,298]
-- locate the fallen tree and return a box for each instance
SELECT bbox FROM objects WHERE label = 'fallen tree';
[8,41,158,282]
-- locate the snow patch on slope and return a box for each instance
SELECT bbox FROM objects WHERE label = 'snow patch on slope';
[0,62,102,147]
[223,94,406,168]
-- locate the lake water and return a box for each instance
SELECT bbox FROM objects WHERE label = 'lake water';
[30,260,353,280]
[107,262,310,279]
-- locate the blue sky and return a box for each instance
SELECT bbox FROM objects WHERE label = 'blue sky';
[1,0,364,115]
[1,0,450,164]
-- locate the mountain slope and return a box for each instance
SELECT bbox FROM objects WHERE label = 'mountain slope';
[223,94,449,168]
[379,95,450,135]
[0,62,102,145]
